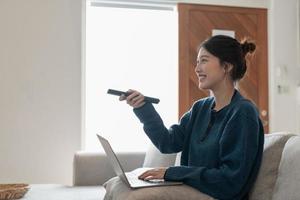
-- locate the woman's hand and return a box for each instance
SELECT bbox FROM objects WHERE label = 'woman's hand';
[119,89,145,108]
[138,167,168,181]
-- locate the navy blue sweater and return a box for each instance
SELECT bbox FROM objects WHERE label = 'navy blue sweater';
[133,90,264,200]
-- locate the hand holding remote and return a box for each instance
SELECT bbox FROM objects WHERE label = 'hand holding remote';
[107,89,159,108]
[120,89,146,108]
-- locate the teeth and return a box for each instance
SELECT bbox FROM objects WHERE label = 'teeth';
[198,75,206,80]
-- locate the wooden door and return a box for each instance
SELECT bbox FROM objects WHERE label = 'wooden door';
[178,4,269,133]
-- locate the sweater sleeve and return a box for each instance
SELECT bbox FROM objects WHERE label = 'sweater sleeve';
[133,103,194,154]
[164,113,262,199]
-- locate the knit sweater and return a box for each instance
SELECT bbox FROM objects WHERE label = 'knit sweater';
[133,90,264,200]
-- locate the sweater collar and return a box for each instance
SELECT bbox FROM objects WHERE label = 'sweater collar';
[210,89,243,113]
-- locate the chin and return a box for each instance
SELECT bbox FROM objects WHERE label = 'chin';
[198,83,211,90]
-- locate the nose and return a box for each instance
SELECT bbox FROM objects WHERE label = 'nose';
[195,62,200,73]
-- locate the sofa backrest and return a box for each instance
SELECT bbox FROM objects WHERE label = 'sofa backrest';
[73,151,145,186]
[271,135,300,200]
[249,132,295,200]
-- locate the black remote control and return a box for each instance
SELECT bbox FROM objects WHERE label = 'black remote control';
[107,89,160,104]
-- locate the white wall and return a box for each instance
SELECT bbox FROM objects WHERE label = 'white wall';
[0,0,82,184]
[269,0,300,133]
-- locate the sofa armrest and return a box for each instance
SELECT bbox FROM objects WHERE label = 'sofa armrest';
[73,151,145,186]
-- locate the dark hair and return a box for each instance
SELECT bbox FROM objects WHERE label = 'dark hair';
[200,35,256,81]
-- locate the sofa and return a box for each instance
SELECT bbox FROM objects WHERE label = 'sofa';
[73,132,300,199]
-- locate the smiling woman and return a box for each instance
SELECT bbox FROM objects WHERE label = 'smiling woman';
[84,1,178,152]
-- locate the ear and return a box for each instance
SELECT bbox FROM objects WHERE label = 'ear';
[222,62,233,74]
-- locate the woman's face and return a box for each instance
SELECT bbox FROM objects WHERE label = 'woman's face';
[195,47,228,90]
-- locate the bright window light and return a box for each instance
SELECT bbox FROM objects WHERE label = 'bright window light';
[85,3,178,152]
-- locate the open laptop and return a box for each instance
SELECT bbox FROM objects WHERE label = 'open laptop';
[96,134,182,188]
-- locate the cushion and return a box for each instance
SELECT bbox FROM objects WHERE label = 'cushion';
[249,132,295,200]
[143,143,177,168]
[103,176,214,200]
[271,136,300,200]
[73,151,145,186]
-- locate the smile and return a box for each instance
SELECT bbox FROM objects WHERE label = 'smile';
[198,75,207,81]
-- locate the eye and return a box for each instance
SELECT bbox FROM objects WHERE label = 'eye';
[201,59,208,63]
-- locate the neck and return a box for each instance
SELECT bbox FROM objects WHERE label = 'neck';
[210,82,235,111]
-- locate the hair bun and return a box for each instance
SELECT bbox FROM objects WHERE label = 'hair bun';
[241,40,256,55]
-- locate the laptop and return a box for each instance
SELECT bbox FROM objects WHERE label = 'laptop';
[96,134,183,188]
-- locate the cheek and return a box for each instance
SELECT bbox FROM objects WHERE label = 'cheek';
[207,64,224,78]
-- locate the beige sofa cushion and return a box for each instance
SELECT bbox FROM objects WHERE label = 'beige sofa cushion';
[73,151,145,186]
[272,136,300,200]
[249,132,295,200]
[103,176,214,200]
[143,143,177,168]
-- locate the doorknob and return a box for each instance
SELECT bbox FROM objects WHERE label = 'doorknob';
[261,110,268,117]
[260,110,268,126]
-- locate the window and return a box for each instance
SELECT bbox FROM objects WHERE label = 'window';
[84,1,178,152]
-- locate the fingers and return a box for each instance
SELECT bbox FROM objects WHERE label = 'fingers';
[119,94,126,101]
[132,97,145,108]
[119,89,134,101]
[122,89,145,108]
[126,90,140,102]
[130,94,145,108]
[138,170,156,180]
[138,168,166,180]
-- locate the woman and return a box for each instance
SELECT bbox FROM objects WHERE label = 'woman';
[119,35,264,200]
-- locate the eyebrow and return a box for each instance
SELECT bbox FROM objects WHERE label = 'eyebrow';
[200,55,210,59]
